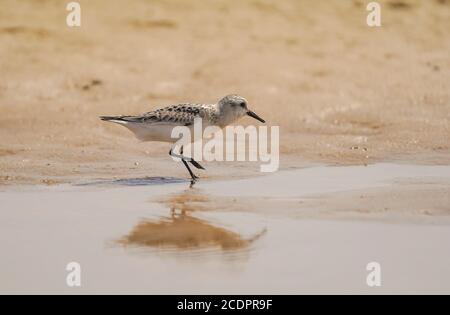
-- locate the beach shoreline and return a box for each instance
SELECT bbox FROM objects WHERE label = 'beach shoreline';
[1,163,449,294]
[1,0,449,186]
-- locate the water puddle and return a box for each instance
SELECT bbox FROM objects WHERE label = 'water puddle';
[1,163,449,293]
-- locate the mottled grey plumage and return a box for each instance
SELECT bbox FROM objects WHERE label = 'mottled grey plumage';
[101,103,218,127]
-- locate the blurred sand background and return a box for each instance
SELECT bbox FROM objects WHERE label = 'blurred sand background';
[1,0,449,184]
[1,1,450,294]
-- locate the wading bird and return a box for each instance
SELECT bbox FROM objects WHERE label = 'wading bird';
[100,95,265,185]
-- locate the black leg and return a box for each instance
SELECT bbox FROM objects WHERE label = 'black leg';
[169,146,205,170]
[180,146,198,185]
[181,146,205,170]
[182,159,198,183]
[189,159,205,170]
[169,146,199,186]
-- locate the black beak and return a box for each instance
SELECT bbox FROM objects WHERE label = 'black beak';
[247,110,265,123]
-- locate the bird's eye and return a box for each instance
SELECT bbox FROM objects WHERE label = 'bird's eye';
[239,102,246,108]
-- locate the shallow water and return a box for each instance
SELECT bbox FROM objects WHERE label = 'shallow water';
[1,163,449,294]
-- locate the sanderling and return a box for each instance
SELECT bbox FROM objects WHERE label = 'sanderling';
[100,94,265,185]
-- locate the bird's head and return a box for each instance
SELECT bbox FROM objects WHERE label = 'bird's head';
[217,95,265,126]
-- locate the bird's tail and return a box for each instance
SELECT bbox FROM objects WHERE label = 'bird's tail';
[99,116,135,125]
[99,115,152,141]
[99,115,124,122]
[100,115,143,124]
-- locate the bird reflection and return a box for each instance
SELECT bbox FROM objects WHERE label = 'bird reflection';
[119,189,265,251]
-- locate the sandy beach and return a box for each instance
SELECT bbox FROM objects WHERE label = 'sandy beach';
[1,0,449,294]
[1,0,449,185]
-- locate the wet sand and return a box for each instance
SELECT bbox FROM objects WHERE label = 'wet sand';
[1,0,450,185]
[1,163,449,294]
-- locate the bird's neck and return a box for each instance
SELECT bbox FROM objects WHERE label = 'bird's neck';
[218,108,243,128]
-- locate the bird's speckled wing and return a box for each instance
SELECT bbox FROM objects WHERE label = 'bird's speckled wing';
[115,103,218,126]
